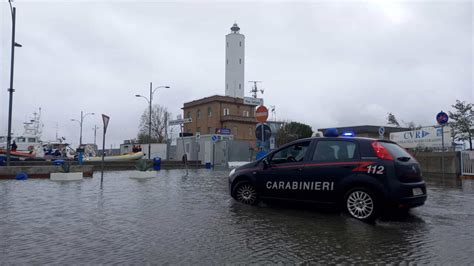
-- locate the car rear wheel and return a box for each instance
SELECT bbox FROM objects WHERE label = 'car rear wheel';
[233,181,259,205]
[345,187,379,222]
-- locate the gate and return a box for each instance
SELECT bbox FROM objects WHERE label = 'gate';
[460,151,474,176]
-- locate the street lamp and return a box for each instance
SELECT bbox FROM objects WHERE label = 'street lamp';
[71,111,95,146]
[135,82,170,159]
[5,0,23,166]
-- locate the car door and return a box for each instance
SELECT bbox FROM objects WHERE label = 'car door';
[256,140,311,200]
[297,139,360,203]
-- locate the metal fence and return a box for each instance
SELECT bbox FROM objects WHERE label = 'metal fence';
[460,151,474,176]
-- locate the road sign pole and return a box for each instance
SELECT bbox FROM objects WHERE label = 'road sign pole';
[100,114,110,187]
[441,125,445,178]
[436,111,449,179]
[261,123,264,150]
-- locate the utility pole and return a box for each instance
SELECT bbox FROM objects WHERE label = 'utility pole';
[93,125,99,146]
[148,82,153,160]
[6,3,22,166]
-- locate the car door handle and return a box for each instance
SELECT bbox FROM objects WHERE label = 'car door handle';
[292,168,303,171]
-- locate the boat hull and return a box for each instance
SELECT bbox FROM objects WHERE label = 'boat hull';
[85,152,145,162]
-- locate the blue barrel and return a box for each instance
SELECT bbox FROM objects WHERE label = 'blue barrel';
[16,172,28,180]
[205,162,212,169]
[78,152,84,165]
[153,157,161,171]
[53,159,65,165]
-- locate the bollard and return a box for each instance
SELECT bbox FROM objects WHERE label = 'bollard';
[53,159,65,166]
[153,157,161,171]
[78,152,84,165]
[16,172,28,180]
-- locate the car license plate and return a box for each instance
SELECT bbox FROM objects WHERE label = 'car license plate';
[412,188,423,196]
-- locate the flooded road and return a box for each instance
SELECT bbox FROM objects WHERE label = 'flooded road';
[0,169,473,264]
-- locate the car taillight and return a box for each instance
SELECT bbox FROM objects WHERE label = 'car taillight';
[371,141,394,160]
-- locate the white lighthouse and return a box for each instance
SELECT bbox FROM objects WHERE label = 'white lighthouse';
[225,23,245,99]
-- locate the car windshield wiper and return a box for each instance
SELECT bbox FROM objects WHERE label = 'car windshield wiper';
[397,156,411,162]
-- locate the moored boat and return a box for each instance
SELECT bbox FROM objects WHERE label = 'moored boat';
[84,152,145,162]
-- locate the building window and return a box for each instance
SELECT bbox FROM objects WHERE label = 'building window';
[248,127,252,136]
[223,108,230,116]
[239,41,241,47]
[208,127,212,134]
[239,83,241,89]
[197,109,201,119]
[239,58,242,64]
[226,84,228,90]
[233,127,238,136]
[187,111,192,119]
[227,42,229,47]
[226,59,228,65]
[208,107,212,117]
[243,110,249,117]
[197,127,201,134]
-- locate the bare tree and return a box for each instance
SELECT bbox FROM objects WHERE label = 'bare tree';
[387,113,400,127]
[137,104,170,144]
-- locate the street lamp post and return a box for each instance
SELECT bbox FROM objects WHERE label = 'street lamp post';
[135,82,170,159]
[71,111,95,147]
[6,2,23,166]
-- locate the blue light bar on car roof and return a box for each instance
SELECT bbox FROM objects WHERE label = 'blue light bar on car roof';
[323,128,339,137]
[341,131,355,137]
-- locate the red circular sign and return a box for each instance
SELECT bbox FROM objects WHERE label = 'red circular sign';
[255,105,268,123]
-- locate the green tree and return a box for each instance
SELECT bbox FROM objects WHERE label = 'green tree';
[137,104,170,144]
[387,113,400,127]
[448,100,474,150]
[275,121,313,147]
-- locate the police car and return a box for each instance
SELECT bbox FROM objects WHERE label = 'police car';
[228,135,427,222]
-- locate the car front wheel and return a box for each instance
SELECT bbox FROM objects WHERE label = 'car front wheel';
[233,181,259,205]
[345,187,379,223]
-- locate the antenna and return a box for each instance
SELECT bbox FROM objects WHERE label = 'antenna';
[248,81,263,98]
[55,122,59,140]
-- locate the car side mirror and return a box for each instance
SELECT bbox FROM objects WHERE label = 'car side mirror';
[262,158,270,169]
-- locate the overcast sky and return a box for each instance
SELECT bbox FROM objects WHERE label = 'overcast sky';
[1,0,472,148]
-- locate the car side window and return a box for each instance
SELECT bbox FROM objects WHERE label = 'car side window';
[270,141,311,164]
[312,140,358,161]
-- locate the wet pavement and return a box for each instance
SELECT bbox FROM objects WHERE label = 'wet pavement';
[0,169,473,264]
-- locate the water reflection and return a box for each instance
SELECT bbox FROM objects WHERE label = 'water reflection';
[0,170,472,264]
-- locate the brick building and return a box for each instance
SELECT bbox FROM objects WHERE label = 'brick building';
[182,95,257,146]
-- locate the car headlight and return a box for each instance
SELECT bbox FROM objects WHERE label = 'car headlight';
[229,168,236,177]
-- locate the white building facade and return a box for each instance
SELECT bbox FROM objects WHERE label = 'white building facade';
[225,23,245,99]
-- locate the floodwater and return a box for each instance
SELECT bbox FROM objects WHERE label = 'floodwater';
[0,169,473,264]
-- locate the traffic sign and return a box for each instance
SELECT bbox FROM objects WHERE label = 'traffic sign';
[256,124,272,141]
[436,111,449,125]
[102,114,110,134]
[255,105,269,123]
[169,117,192,126]
[215,128,231,135]
[211,135,218,142]
[378,126,385,136]
[244,97,264,106]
